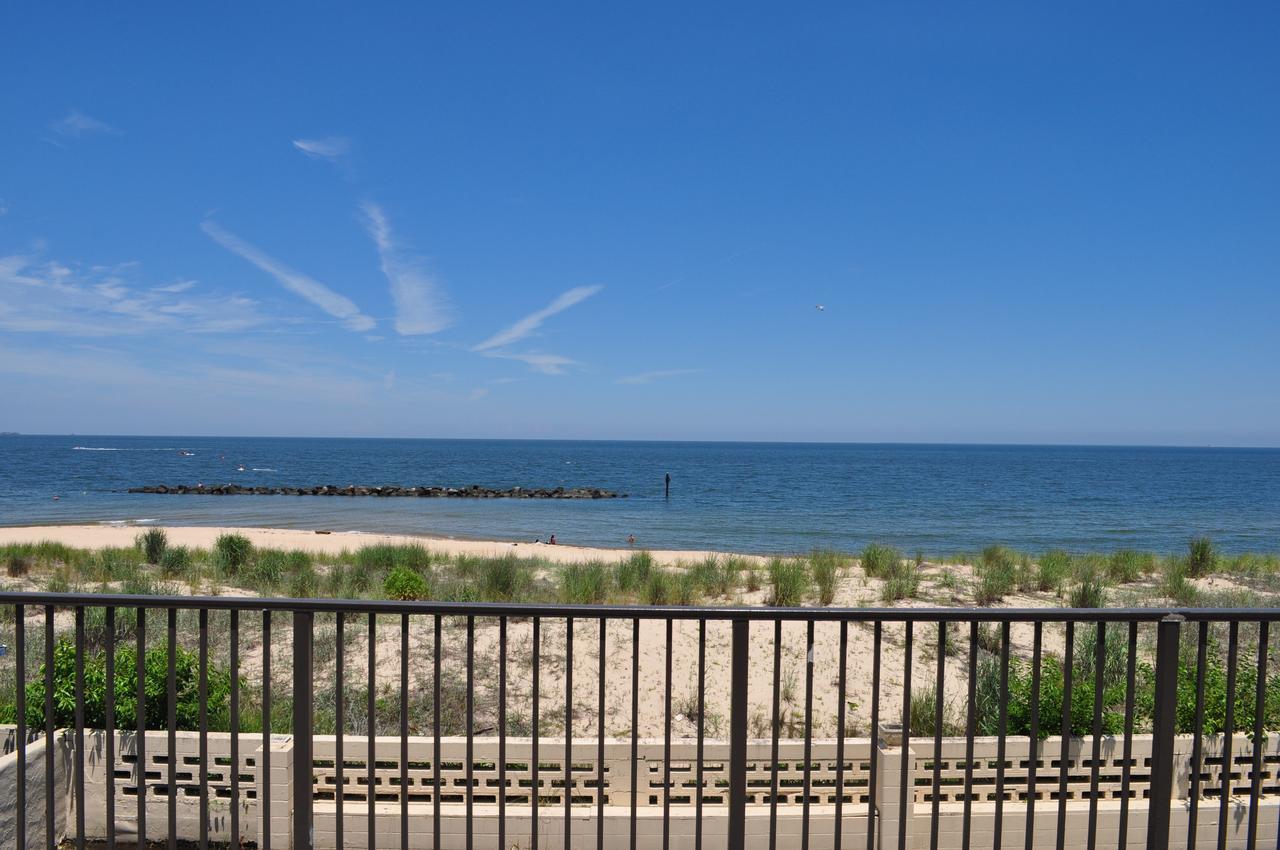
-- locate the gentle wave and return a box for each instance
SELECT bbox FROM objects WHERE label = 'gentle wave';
[252,468,278,472]
[74,446,179,452]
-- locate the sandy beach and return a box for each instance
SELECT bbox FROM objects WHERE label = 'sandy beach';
[0,524,761,568]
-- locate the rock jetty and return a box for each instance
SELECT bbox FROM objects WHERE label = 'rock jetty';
[127,484,624,499]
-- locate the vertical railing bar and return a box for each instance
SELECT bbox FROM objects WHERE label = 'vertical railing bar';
[293,611,314,850]
[74,606,86,850]
[262,609,272,850]
[1086,622,1105,850]
[15,604,26,850]
[960,620,978,850]
[1218,621,1239,850]
[598,617,607,850]
[1118,621,1138,850]
[992,621,1011,850]
[467,615,475,850]
[105,607,116,850]
[1055,621,1074,850]
[898,622,913,850]
[532,616,541,850]
[835,620,848,850]
[433,614,442,850]
[566,616,574,850]
[1147,616,1181,850]
[728,618,749,850]
[230,609,240,850]
[1247,621,1269,850]
[500,617,508,850]
[769,619,782,850]
[695,620,706,850]
[336,612,344,850]
[168,607,177,850]
[199,608,210,850]
[1024,622,1042,850]
[929,622,945,850]
[865,621,881,850]
[368,612,376,850]
[662,617,673,850]
[1186,621,1208,850]
[44,606,54,850]
[137,607,147,846]
[629,618,639,850]
[400,613,409,850]
[802,620,815,850]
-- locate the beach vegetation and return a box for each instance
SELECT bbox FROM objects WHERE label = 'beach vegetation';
[879,558,921,603]
[473,553,534,601]
[615,551,653,594]
[214,534,253,575]
[159,545,193,578]
[1161,556,1200,606]
[767,558,808,607]
[1068,575,1106,608]
[1188,537,1217,577]
[137,528,168,565]
[1034,550,1072,594]
[560,561,610,605]
[643,570,674,606]
[743,566,762,593]
[908,686,959,737]
[809,549,843,605]
[357,543,435,575]
[6,553,32,577]
[384,566,430,601]
[860,544,900,578]
[1106,549,1154,584]
[975,545,1019,605]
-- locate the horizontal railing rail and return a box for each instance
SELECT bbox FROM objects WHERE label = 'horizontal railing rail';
[1,592,1277,850]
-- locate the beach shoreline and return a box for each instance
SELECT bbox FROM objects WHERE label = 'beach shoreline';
[0,523,764,567]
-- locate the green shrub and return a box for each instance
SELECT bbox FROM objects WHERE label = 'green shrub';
[136,528,168,564]
[643,570,674,605]
[975,546,1019,605]
[1068,577,1106,608]
[908,686,957,736]
[880,559,921,603]
[860,544,900,578]
[768,558,808,607]
[384,566,430,601]
[744,567,762,593]
[809,550,843,606]
[1162,556,1200,606]
[673,571,700,605]
[1036,550,1072,594]
[159,545,193,578]
[561,562,610,604]
[288,563,320,598]
[23,638,231,731]
[688,556,737,599]
[357,544,433,574]
[1107,549,1154,584]
[1188,537,1216,577]
[615,551,653,594]
[214,534,253,575]
[96,547,141,582]
[477,554,531,601]
[6,554,32,577]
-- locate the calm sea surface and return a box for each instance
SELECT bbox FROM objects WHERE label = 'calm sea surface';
[0,435,1277,555]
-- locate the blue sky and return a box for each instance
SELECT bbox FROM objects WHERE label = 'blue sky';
[2,4,1278,444]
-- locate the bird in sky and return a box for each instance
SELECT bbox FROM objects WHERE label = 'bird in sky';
[815,304,825,311]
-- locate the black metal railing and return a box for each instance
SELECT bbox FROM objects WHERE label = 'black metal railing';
[1,593,1278,850]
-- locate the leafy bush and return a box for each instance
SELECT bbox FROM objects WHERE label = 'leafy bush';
[214,534,253,575]
[22,638,231,731]
[860,544,901,578]
[768,558,808,606]
[136,528,168,565]
[975,546,1019,605]
[1188,537,1217,577]
[809,550,843,605]
[384,566,430,601]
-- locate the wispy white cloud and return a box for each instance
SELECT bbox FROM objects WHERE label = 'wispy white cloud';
[359,201,454,335]
[0,198,8,216]
[467,387,489,401]
[473,285,602,351]
[153,280,196,293]
[616,369,700,385]
[51,110,119,138]
[202,220,376,332]
[0,253,268,336]
[482,351,577,376]
[293,137,351,161]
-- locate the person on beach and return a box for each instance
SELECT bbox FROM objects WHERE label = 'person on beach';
[549,534,557,545]
[627,534,636,547]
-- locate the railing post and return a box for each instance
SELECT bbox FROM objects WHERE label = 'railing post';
[293,610,314,850]
[1146,614,1182,850]
[728,618,749,850]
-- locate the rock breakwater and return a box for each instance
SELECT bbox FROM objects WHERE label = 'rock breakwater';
[127,484,624,499]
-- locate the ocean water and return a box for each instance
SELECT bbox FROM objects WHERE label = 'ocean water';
[0,435,1278,555]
